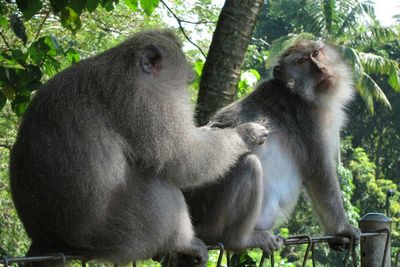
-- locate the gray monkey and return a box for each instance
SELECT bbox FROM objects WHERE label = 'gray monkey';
[186,40,361,256]
[9,29,268,266]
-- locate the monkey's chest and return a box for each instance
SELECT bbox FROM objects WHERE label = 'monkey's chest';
[254,138,303,231]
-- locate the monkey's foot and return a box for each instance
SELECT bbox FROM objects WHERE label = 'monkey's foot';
[176,237,208,267]
[328,225,361,251]
[253,231,284,256]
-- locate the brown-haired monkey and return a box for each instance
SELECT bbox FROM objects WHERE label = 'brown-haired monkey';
[186,40,361,256]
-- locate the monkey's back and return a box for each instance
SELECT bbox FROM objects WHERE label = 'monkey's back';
[9,61,120,243]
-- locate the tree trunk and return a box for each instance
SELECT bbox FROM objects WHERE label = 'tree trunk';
[195,0,264,126]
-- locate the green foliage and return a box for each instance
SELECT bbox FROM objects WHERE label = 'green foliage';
[16,0,43,20]
[0,107,29,256]
[236,69,260,99]
[9,14,27,45]
[254,0,400,113]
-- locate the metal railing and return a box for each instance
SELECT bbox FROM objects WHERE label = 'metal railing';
[0,213,395,267]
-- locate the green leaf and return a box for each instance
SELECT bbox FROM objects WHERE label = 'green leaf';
[49,35,62,53]
[124,0,138,11]
[25,65,42,82]
[43,56,61,76]
[60,7,82,33]
[388,67,400,92]
[71,0,87,15]
[0,91,6,110]
[4,68,18,84]
[2,84,15,100]
[249,69,260,81]
[49,0,68,13]
[28,37,51,65]
[100,0,116,12]
[66,48,81,64]
[9,14,27,45]
[44,36,58,56]
[194,60,204,76]
[0,16,7,28]
[86,0,99,12]
[16,0,42,20]
[12,94,30,116]
[140,0,159,16]
[11,49,27,65]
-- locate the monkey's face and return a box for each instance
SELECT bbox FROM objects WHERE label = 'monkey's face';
[273,40,353,106]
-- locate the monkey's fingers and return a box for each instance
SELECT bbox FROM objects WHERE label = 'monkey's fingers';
[206,121,228,128]
[328,236,351,251]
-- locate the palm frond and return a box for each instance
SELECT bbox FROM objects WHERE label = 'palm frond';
[335,0,375,37]
[323,0,335,35]
[358,52,400,92]
[346,26,399,48]
[305,0,328,35]
[357,72,392,113]
[337,46,393,111]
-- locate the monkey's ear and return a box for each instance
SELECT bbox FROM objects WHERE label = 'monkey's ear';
[272,65,283,80]
[273,65,295,90]
[140,45,163,74]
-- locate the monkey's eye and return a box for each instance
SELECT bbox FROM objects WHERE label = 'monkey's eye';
[297,58,308,65]
[311,50,319,57]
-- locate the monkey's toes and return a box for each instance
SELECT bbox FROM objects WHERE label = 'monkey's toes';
[260,234,284,255]
[329,225,361,251]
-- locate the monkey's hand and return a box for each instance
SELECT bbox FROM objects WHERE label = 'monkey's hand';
[236,122,269,148]
[206,120,233,129]
[328,224,361,251]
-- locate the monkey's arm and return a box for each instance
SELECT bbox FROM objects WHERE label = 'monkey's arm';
[303,157,360,249]
[162,124,267,189]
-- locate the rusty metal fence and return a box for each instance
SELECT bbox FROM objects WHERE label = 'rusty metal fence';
[0,213,397,267]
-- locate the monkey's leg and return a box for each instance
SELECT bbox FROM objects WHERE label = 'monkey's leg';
[224,155,284,254]
[195,154,283,256]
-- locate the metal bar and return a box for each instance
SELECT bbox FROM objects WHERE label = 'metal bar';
[311,243,316,267]
[302,236,312,267]
[259,252,266,267]
[3,256,8,267]
[352,247,357,267]
[395,250,400,267]
[0,231,391,266]
[207,243,224,267]
[343,234,354,267]
[380,228,390,267]
[270,253,274,267]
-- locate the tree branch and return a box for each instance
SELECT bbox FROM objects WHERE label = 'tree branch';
[34,8,51,40]
[160,0,206,59]
[179,19,216,25]
[0,143,12,150]
[0,31,13,52]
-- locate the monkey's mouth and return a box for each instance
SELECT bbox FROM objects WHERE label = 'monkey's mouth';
[316,75,334,89]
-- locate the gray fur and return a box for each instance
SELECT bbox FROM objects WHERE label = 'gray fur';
[186,40,360,254]
[9,29,268,266]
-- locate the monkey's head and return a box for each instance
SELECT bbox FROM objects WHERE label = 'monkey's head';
[105,29,194,92]
[273,40,353,106]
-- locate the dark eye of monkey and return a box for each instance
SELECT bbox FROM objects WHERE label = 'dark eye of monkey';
[297,58,308,65]
[311,50,319,57]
